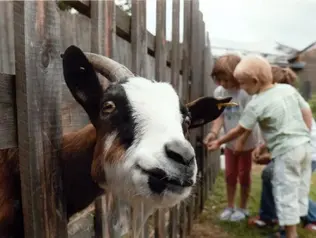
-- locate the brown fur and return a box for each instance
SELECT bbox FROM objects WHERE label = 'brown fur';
[0,124,104,237]
[92,135,125,184]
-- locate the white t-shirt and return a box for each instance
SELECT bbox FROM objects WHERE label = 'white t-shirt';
[214,86,261,151]
[239,84,311,157]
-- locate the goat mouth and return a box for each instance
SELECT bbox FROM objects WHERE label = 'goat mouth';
[136,165,194,194]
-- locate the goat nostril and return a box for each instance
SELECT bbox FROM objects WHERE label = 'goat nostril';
[164,142,194,165]
[183,179,194,187]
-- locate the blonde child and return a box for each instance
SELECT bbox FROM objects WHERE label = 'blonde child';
[203,54,261,222]
[208,56,313,238]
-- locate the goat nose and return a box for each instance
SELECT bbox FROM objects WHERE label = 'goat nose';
[164,140,195,165]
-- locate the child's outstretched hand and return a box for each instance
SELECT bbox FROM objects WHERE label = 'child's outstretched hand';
[203,132,217,146]
[207,140,220,151]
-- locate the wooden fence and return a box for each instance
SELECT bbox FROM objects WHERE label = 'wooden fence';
[0,0,220,237]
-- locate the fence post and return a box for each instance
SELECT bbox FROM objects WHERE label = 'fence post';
[179,1,192,236]
[199,12,207,213]
[131,0,148,237]
[188,0,201,227]
[154,0,167,237]
[90,1,123,237]
[13,1,68,237]
[168,0,181,237]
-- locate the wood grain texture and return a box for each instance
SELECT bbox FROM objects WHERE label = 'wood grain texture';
[13,1,67,237]
[0,1,15,75]
[59,10,90,133]
[171,0,180,90]
[181,0,191,104]
[169,0,180,236]
[0,74,17,149]
[90,1,123,238]
[155,0,166,83]
[154,0,167,237]
[131,0,148,236]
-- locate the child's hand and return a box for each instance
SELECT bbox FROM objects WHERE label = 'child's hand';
[207,140,220,151]
[203,132,217,146]
[251,146,262,160]
[253,152,271,165]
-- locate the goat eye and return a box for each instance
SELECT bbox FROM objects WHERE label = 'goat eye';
[102,101,116,115]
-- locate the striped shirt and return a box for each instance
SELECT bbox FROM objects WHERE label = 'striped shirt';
[239,83,311,157]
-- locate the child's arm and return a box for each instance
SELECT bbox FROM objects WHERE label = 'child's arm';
[208,102,258,151]
[207,124,250,151]
[234,130,251,152]
[301,107,313,131]
[296,89,313,131]
[203,115,223,145]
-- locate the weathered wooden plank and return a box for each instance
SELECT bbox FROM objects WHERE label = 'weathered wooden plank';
[199,13,206,214]
[181,0,191,104]
[61,1,177,70]
[13,1,68,237]
[154,0,167,237]
[0,1,15,75]
[0,74,16,149]
[90,1,121,237]
[171,0,180,89]
[59,10,91,133]
[180,1,192,236]
[203,31,210,202]
[155,0,166,83]
[131,0,148,77]
[169,0,180,236]
[131,0,148,236]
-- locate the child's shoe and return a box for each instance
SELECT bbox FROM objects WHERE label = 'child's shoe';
[219,207,234,221]
[230,208,249,222]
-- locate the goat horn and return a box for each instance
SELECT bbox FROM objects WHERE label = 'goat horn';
[83,52,134,82]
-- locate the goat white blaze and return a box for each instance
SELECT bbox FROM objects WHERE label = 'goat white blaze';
[103,77,197,208]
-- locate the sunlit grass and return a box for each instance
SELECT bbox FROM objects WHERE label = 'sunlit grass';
[194,166,316,238]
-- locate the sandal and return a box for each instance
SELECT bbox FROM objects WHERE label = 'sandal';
[248,215,278,228]
[304,223,316,231]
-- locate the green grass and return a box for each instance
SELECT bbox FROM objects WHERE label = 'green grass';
[196,167,316,238]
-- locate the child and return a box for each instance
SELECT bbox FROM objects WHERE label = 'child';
[248,66,316,233]
[203,54,261,222]
[207,56,313,238]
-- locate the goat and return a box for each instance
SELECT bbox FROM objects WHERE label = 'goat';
[0,45,236,237]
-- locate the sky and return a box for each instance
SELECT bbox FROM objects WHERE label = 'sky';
[145,0,316,53]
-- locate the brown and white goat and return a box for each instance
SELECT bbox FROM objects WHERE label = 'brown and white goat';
[0,45,235,238]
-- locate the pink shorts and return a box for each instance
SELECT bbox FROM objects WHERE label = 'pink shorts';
[224,147,252,186]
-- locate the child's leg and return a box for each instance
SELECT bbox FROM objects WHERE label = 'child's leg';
[224,148,238,208]
[259,161,278,221]
[272,143,310,238]
[298,143,312,218]
[237,150,252,209]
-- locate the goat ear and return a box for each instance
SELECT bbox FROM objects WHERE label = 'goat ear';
[186,96,236,129]
[62,45,103,124]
